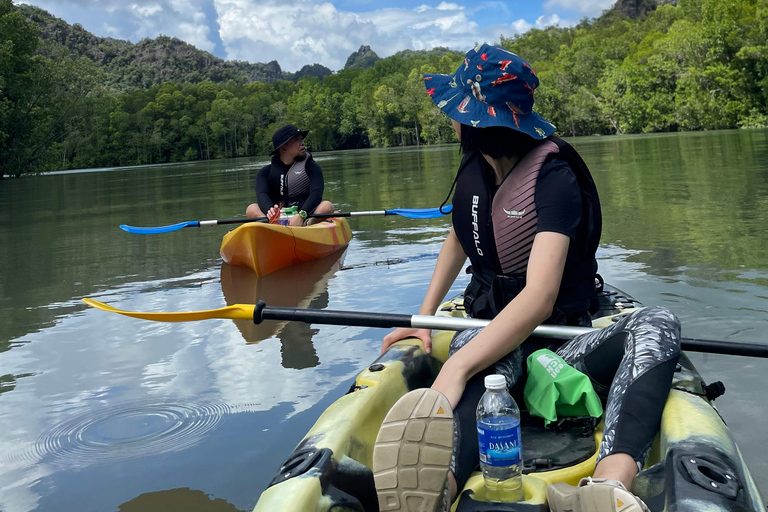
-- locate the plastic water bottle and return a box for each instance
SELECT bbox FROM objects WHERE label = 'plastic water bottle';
[477,374,524,502]
[278,206,298,226]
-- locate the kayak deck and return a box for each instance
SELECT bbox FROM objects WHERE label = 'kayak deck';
[219,218,352,276]
[253,287,765,511]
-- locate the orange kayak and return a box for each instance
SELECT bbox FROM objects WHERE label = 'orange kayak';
[219,218,352,276]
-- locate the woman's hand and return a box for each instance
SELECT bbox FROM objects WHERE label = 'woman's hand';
[288,214,304,226]
[381,328,432,354]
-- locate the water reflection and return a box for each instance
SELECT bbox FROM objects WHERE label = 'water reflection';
[576,129,768,277]
[220,250,345,369]
[2,131,768,511]
[0,262,369,512]
[117,488,242,512]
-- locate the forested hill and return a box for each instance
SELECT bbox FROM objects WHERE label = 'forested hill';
[610,0,677,18]
[16,0,672,92]
[17,4,333,90]
[2,0,767,177]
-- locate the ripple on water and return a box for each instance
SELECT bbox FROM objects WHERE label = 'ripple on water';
[29,399,232,467]
[679,313,766,343]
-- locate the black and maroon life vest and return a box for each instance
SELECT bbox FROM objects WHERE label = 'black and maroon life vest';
[451,136,602,323]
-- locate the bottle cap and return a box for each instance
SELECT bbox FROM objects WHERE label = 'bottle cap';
[484,374,507,390]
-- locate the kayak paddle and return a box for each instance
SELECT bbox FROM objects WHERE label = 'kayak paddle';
[119,206,453,234]
[82,298,768,358]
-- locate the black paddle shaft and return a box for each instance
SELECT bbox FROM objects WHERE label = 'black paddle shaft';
[251,301,768,358]
[254,301,413,329]
[213,217,268,225]
[680,338,768,358]
[215,213,354,226]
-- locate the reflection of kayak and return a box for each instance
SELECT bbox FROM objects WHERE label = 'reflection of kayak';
[219,218,352,276]
[253,286,764,512]
[220,252,344,342]
[220,252,344,368]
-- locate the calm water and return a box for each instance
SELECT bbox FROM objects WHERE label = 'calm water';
[1,130,767,511]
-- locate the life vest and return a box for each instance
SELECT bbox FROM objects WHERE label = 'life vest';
[274,154,312,206]
[451,136,602,323]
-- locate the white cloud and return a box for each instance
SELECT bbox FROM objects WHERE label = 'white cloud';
[102,22,120,36]
[536,13,562,26]
[176,22,217,53]
[510,18,533,33]
[540,13,577,28]
[28,0,218,53]
[543,0,613,15]
[485,12,572,42]
[24,0,574,72]
[214,0,509,71]
[130,3,163,17]
[490,13,574,38]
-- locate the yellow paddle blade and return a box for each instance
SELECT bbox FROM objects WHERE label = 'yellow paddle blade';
[82,298,255,322]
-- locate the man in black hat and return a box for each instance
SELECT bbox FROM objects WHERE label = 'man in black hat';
[246,124,334,226]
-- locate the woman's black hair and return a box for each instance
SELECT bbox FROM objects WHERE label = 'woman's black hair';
[439,124,542,213]
[459,124,539,160]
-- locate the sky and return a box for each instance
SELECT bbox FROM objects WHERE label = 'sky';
[19,0,615,72]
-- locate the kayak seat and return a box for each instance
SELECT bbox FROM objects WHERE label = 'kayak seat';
[518,414,598,473]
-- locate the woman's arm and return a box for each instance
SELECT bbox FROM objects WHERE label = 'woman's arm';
[432,231,570,407]
[381,228,467,353]
[419,228,468,315]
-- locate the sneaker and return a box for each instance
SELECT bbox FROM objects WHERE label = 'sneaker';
[547,477,650,512]
[373,388,454,512]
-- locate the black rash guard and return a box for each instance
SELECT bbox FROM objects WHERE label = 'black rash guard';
[254,155,324,214]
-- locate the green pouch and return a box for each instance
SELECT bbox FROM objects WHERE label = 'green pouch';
[524,349,603,427]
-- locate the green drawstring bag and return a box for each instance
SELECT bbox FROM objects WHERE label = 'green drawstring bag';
[524,349,603,427]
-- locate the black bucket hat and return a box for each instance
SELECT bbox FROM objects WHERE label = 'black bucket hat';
[270,124,309,155]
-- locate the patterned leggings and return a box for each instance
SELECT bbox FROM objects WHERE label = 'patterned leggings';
[447,306,681,489]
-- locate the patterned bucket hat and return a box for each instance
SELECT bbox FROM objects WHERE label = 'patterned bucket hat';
[423,44,556,139]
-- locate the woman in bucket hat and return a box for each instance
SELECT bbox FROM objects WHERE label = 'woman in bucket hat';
[373,44,681,512]
[246,124,335,226]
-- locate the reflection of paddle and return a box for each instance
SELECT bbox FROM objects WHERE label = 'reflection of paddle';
[82,300,768,358]
[220,252,343,369]
[119,206,453,234]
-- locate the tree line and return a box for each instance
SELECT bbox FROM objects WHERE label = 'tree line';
[1,0,766,177]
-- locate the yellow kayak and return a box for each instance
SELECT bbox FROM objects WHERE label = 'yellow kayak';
[219,218,352,276]
[253,286,764,512]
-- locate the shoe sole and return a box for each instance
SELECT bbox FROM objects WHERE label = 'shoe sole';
[547,482,646,512]
[373,388,454,512]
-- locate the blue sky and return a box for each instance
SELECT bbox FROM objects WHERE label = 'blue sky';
[19,0,613,71]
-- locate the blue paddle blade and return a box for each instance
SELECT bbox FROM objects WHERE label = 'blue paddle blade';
[119,221,200,234]
[386,205,453,219]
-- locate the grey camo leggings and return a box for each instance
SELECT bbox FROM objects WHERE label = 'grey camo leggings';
[448,306,681,488]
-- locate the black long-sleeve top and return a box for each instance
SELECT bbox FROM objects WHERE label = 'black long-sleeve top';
[254,155,324,214]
